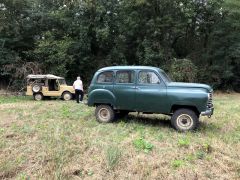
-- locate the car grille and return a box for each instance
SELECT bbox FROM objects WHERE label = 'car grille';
[207,91,213,108]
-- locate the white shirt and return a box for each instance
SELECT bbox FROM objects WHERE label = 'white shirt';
[73,80,83,90]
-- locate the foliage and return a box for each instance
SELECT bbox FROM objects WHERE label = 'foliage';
[0,0,239,91]
[169,58,197,82]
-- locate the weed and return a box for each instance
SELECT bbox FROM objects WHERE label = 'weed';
[172,159,184,168]
[105,145,122,169]
[133,137,154,153]
[178,137,190,148]
[61,105,71,118]
[237,167,240,178]
[196,150,206,159]
[87,171,94,176]
[156,132,164,141]
[201,142,212,153]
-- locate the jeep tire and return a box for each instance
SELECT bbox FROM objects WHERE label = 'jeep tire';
[32,84,42,93]
[34,93,43,101]
[62,92,72,101]
[171,108,199,131]
[95,105,115,123]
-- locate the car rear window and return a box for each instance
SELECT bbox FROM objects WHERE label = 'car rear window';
[138,71,160,84]
[97,71,114,83]
[116,70,134,83]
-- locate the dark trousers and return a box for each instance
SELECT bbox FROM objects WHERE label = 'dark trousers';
[75,89,84,103]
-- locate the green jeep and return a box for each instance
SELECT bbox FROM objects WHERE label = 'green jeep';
[87,66,214,131]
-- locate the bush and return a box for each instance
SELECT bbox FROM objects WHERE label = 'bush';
[169,58,197,82]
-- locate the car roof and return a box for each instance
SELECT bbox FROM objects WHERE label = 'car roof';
[98,66,162,72]
[26,74,64,79]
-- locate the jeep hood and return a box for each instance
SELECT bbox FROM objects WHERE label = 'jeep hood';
[167,82,212,91]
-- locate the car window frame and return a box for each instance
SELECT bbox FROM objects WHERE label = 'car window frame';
[96,71,114,84]
[137,70,161,85]
[115,70,135,84]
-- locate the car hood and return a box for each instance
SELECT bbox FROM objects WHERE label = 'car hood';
[167,82,212,91]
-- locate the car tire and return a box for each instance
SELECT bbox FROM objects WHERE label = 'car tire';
[95,105,115,123]
[62,92,72,101]
[32,84,42,93]
[171,108,199,131]
[34,93,43,101]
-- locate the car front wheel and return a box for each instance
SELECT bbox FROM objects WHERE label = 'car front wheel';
[95,105,115,123]
[171,108,199,131]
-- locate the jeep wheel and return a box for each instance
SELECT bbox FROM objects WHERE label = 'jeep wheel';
[171,108,199,131]
[32,84,42,93]
[62,92,72,101]
[34,93,43,101]
[95,105,115,123]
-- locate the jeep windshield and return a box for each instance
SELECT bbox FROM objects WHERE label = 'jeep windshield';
[159,70,172,83]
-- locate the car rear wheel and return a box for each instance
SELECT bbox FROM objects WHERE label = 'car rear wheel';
[95,105,115,123]
[171,108,199,131]
[62,92,72,101]
[34,93,43,101]
[32,84,42,93]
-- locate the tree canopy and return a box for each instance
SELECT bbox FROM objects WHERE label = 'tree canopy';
[0,0,239,91]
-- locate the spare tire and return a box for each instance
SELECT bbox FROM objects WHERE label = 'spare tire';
[32,84,42,93]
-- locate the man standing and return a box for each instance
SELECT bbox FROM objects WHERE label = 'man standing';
[73,76,84,103]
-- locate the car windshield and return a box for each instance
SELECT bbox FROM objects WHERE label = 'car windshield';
[58,79,66,85]
[159,70,172,83]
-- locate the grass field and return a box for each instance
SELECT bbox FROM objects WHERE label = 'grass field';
[0,94,239,179]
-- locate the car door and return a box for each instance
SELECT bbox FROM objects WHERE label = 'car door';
[113,70,136,110]
[135,70,167,113]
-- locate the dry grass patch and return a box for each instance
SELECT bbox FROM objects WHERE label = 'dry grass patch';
[0,94,239,179]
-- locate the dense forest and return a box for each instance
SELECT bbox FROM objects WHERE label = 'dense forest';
[0,0,239,91]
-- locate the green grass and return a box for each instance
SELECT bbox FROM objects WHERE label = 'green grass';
[0,94,239,179]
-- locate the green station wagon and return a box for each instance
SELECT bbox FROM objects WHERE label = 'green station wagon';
[88,66,214,131]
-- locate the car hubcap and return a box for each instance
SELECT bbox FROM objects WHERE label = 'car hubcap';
[176,114,193,130]
[64,94,71,100]
[98,108,110,122]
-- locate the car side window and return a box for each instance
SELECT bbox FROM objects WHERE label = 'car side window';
[138,71,160,84]
[97,71,114,83]
[116,70,134,83]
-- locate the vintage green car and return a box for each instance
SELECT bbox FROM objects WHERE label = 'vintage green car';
[87,66,214,131]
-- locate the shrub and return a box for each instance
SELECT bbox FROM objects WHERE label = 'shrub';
[169,58,197,82]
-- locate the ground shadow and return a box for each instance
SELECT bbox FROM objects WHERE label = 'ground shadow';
[114,113,173,129]
[114,113,219,133]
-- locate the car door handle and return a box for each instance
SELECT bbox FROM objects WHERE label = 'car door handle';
[131,87,139,89]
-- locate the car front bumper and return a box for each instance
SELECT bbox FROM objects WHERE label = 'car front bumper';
[201,107,214,117]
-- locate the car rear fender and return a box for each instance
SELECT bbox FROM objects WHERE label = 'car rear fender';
[88,89,116,108]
